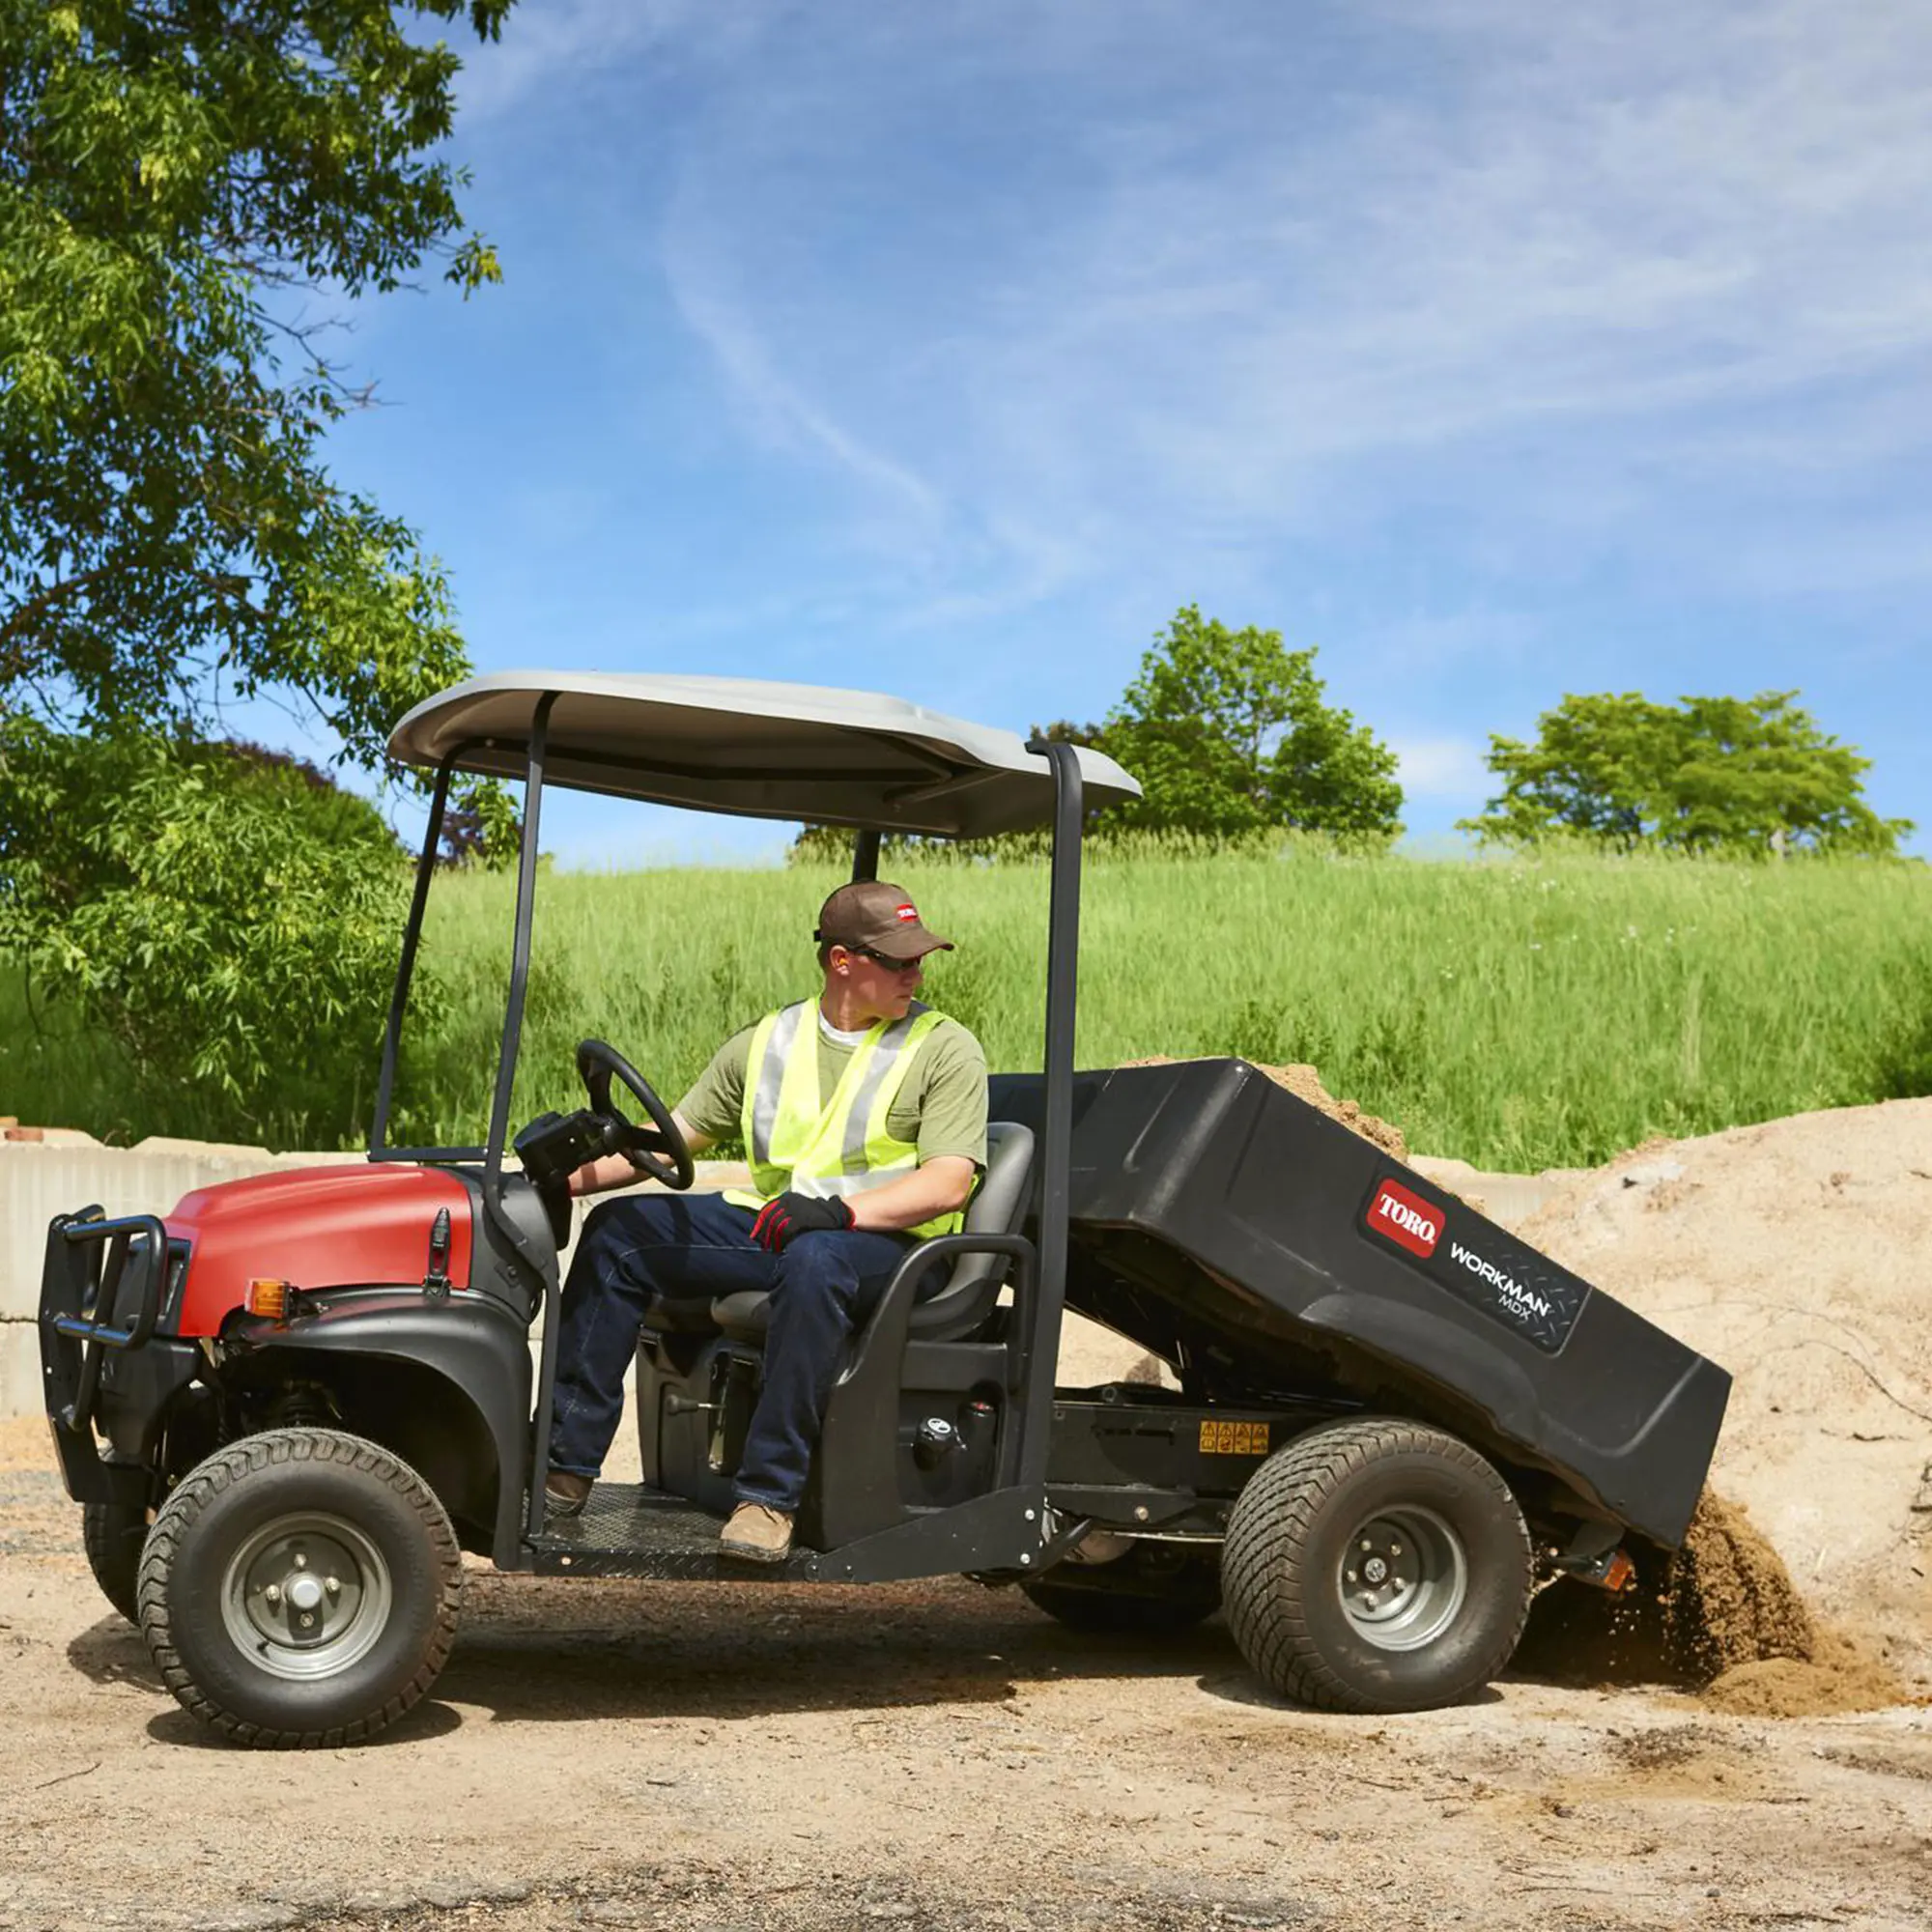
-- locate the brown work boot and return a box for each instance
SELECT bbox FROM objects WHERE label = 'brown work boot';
[720,1502,793,1564]
[545,1469,592,1518]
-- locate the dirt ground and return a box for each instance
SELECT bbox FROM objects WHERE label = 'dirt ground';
[4,1095,1931,1931]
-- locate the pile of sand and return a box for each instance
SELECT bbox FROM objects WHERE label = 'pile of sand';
[1516,1490,1912,1716]
[1502,1097,1932,1703]
[1668,1491,1818,1680]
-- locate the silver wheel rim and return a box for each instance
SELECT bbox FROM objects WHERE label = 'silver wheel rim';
[219,1511,393,1681]
[1335,1505,1467,1652]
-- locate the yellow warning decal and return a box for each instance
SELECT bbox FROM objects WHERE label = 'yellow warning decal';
[1198,1419,1270,1458]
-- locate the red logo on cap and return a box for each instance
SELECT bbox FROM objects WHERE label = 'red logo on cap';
[1366,1178,1443,1258]
[895,903,919,923]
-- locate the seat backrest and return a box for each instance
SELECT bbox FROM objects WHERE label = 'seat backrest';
[905,1120,1036,1342]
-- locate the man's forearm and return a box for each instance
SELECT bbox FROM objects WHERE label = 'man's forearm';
[568,1152,639,1197]
[567,1111,711,1197]
[846,1157,977,1233]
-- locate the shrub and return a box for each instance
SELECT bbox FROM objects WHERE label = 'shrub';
[0,721,431,1144]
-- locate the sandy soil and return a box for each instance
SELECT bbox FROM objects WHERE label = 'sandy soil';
[1515,1098,1932,1696]
[4,1097,1931,1930]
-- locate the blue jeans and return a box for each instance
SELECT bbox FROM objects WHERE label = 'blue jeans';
[548,1191,913,1512]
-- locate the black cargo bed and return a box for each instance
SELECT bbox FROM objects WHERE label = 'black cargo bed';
[990,1060,1728,1548]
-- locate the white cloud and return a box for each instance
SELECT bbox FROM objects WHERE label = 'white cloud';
[1390,735,1491,801]
[660,206,947,543]
[526,1,1932,629]
[990,2,1932,503]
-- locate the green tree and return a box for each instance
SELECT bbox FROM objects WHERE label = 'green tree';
[1098,606,1404,840]
[0,0,512,767]
[1462,691,1912,856]
[0,718,432,1141]
[220,738,402,854]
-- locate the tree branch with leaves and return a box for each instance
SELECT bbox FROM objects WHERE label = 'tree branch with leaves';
[0,0,512,765]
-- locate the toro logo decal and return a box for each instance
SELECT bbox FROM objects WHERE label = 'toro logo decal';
[895,902,920,923]
[1366,1178,1442,1258]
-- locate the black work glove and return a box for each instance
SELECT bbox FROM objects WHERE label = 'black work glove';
[751,1191,856,1251]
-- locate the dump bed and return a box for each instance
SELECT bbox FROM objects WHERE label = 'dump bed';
[988,1060,1729,1548]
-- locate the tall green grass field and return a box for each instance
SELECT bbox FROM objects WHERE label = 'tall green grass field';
[10,847,1925,1171]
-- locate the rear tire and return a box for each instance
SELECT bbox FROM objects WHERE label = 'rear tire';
[138,1428,461,1747]
[1022,1543,1220,1635]
[1221,1418,1531,1713]
[82,1498,149,1624]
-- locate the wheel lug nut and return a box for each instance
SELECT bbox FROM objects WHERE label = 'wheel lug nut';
[1360,1539,1373,1552]
[293,1552,308,1569]
[265,1584,281,1605]
[1345,1569,1357,1583]
[298,1613,315,1629]
[325,1577,340,1596]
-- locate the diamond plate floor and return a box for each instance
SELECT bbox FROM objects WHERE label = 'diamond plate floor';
[528,1480,821,1579]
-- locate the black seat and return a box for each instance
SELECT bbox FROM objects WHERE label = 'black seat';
[709,1121,1036,1347]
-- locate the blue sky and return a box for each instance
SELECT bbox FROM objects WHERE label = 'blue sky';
[298,0,1928,865]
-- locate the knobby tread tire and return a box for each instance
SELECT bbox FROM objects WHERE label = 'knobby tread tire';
[1220,1418,1531,1715]
[82,1498,147,1625]
[137,1428,462,1749]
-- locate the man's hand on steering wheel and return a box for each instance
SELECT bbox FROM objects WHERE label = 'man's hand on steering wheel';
[576,1038,696,1192]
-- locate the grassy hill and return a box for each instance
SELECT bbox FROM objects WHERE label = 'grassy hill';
[6,847,1928,1170]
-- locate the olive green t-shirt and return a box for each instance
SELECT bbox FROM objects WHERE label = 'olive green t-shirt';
[678,1004,989,1169]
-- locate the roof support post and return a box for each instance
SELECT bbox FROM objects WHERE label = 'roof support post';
[851,830,881,883]
[369,757,454,1155]
[488,693,563,1546]
[1017,739,1083,1489]
[486,693,555,1184]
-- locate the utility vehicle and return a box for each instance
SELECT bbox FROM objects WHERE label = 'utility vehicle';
[40,673,1730,1746]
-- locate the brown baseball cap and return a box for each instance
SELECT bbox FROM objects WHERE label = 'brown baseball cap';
[815,881,953,960]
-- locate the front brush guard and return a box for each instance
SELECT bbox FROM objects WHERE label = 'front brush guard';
[41,1208,182,1505]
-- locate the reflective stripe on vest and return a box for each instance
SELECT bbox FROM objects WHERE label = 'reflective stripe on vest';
[724,1000,966,1239]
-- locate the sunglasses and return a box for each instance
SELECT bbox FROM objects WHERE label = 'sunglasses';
[844,945,923,973]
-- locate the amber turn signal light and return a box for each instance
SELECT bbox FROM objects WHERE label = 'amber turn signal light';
[244,1278,292,1319]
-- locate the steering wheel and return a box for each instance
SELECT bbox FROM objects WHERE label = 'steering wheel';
[576,1037,696,1192]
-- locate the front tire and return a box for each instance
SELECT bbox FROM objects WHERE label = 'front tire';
[83,1498,149,1624]
[1221,1419,1531,1714]
[138,1428,461,1747]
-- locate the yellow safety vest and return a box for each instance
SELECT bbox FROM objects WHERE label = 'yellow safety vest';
[724,1000,966,1239]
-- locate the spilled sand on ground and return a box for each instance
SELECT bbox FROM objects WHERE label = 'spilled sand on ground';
[1515,1487,1913,1717]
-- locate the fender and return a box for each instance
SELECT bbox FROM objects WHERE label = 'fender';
[222,1290,534,1567]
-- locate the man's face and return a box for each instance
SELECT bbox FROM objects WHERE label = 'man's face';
[831,944,927,1022]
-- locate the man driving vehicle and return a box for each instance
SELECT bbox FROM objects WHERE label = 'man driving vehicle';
[545,880,988,1562]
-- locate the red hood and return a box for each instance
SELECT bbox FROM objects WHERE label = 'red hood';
[165,1163,473,1335]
